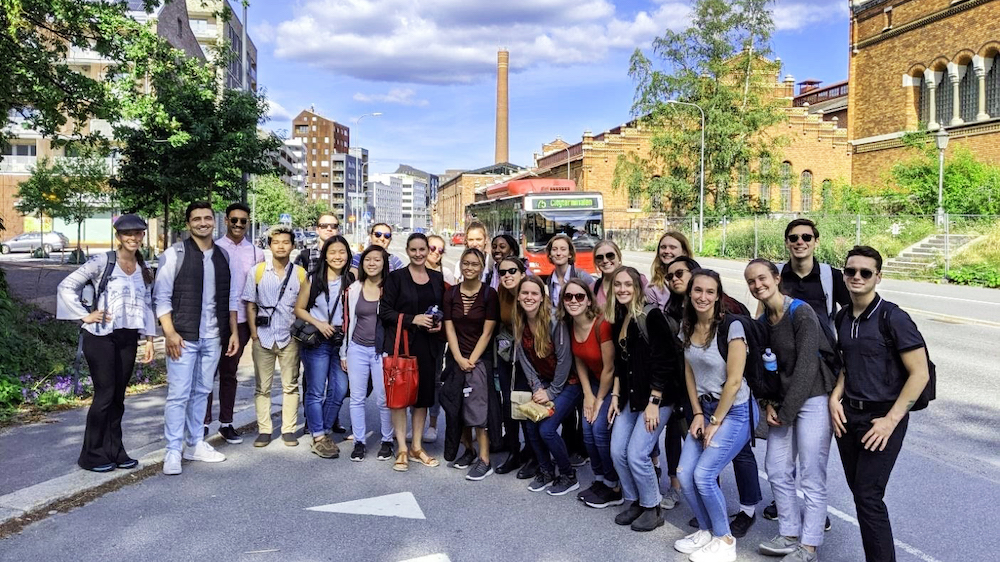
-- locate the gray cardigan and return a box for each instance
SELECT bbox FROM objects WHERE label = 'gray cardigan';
[515,318,573,400]
[769,299,835,425]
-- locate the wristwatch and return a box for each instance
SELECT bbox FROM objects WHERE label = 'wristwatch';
[709,414,720,425]
[649,395,661,405]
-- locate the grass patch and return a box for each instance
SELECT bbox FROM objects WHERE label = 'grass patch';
[937,220,1000,288]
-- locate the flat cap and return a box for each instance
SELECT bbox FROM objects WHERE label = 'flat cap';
[114,214,148,231]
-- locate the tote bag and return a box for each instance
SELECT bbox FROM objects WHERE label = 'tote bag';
[384,314,419,409]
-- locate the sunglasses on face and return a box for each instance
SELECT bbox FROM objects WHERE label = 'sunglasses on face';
[498,267,520,276]
[563,292,587,303]
[318,223,339,230]
[428,245,444,254]
[665,268,689,281]
[229,217,248,225]
[373,231,392,239]
[595,252,617,263]
[786,233,815,243]
[844,267,876,279]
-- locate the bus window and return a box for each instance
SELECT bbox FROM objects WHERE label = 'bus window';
[524,210,603,252]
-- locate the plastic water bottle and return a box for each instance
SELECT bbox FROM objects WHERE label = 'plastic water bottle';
[426,305,443,326]
[762,348,778,373]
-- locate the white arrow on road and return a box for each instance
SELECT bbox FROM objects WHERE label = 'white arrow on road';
[305,491,426,520]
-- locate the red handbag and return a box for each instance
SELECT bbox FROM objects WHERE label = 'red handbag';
[384,314,419,409]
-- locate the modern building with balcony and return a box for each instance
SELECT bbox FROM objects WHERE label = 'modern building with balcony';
[185,0,257,91]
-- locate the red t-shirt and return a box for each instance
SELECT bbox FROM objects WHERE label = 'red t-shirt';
[571,318,612,383]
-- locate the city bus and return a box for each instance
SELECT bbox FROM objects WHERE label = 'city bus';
[465,179,603,276]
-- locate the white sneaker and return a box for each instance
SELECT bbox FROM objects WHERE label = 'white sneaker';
[423,426,438,443]
[690,536,737,562]
[163,450,182,475]
[183,440,226,463]
[675,529,713,554]
[661,487,682,510]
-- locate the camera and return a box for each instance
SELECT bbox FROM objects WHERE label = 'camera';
[255,315,271,327]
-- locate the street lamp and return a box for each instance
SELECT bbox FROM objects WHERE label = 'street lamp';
[935,128,949,227]
[666,99,706,252]
[352,112,381,245]
[563,145,572,180]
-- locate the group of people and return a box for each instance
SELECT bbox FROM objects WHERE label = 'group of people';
[57,206,930,562]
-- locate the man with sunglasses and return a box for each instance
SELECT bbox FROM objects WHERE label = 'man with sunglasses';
[777,219,850,334]
[294,213,341,275]
[349,222,405,277]
[830,246,929,562]
[207,202,264,444]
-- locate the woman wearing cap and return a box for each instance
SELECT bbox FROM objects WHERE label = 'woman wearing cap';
[57,214,156,473]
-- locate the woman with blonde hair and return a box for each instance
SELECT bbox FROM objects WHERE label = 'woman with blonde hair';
[645,231,692,310]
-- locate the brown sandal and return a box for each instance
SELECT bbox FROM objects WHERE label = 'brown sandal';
[408,449,440,467]
[393,452,409,472]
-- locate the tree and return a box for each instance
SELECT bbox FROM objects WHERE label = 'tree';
[54,151,111,256]
[15,158,64,255]
[619,0,787,217]
[250,175,298,226]
[892,144,1000,216]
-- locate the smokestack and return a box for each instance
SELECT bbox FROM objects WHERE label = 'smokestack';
[495,49,509,164]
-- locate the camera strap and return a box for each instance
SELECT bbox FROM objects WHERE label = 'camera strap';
[258,262,294,314]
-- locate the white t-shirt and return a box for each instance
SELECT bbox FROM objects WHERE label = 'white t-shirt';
[684,321,750,405]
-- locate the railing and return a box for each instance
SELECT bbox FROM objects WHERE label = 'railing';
[0,155,38,173]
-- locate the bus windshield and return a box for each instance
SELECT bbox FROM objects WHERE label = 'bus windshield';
[524,210,603,252]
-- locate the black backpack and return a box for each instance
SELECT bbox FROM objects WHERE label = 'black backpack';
[787,298,843,381]
[717,313,779,401]
[80,250,118,313]
[835,301,936,411]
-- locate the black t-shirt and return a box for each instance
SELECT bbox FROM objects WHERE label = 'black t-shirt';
[443,284,499,357]
[780,259,850,326]
[837,294,925,402]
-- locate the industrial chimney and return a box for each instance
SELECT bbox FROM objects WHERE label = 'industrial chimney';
[495,50,509,164]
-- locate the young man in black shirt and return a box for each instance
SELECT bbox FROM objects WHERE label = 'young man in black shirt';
[830,246,930,562]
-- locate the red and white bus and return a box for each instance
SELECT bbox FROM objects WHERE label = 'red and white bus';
[465,179,604,276]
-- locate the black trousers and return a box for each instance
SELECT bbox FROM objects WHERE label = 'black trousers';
[837,404,909,562]
[206,322,250,424]
[79,329,139,469]
[497,356,534,459]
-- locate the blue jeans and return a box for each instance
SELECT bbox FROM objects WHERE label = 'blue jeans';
[301,340,348,438]
[345,343,393,443]
[525,383,583,475]
[678,398,757,537]
[611,404,672,507]
[164,338,222,452]
[581,378,617,485]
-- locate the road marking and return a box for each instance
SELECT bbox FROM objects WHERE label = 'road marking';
[399,555,451,562]
[306,491,425,520]
[879,288,1000,307]
[757,471,943,562]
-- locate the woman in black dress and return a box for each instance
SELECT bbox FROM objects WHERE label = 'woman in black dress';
[380,233,446,471]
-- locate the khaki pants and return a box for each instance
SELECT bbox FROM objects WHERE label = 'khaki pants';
[251,339,300,435]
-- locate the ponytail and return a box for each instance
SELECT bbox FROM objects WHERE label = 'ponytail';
[136,250,154,285]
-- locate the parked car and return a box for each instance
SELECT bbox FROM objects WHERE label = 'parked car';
[0,231,70,254]
[451,232,465,246]
[302,230,318,249]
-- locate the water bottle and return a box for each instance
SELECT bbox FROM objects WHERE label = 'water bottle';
[426,305,443,327]
[762,348,778,373]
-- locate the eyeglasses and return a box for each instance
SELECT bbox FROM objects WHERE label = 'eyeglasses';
[665,268,689,281]
[786,233,815,243]
[595,252,617,263]
[844,267,876,279]
[461,261,482,268]
[498,267,520,276]
[563,292,587,303]
[229,217,248,225]
[373,231,392,239]
[428,245,444,254]
[318,223,339,230]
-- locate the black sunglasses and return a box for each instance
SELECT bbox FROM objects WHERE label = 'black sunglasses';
[665,268,689,281]
[428,245,444,254]
[786,233,815,243]
[498,267,520,276]
[373,231,392,239]
[563,292,588,303]
[229,217,248,225]
[318,222,339,230]
[595,252,617,263]
[844,267,876,279]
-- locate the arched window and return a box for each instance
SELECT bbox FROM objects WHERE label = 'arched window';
[820,179,833,211]
[988,59,1000,118]
[780,161,792,211]
[959,65,978,122]
[936,70,954,125]
[919,78,931,125]
[800,170,813,212]
[759,156,771,210]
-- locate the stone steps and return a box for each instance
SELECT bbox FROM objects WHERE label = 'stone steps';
[882,233,979,276]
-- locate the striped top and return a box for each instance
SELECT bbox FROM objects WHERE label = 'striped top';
[241,259,305,349]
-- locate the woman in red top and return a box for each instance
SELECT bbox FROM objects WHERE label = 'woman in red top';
[561,279,622,509]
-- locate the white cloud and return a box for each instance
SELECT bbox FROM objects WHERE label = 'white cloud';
[772,0,848,31]
[267,0,691,85]
[266,99,293,121]
[353,88,430,107]
[251,20,276,44]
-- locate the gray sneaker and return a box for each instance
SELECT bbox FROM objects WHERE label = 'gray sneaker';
[465,459,494,481]
[781,545,818,562]
[760,536,800,556]
[660,487,681,510]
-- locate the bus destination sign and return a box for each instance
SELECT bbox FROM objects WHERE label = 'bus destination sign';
[527,196,600,211]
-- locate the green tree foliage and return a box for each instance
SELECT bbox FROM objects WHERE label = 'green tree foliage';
[250,175,324,227]
[620,0,787,216]
[14,157,63,249]
[891,144,1000,216]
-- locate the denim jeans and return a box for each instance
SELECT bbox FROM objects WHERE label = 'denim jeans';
[164,338,222,452]
[678,398,756,537]
[301,340,349,438]
[525,383,583,475]
[345,344,393,443]
[766,395,833,547]
[610,404,672,507]
[581,378,617,485]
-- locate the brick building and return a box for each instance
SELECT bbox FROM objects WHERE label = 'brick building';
[290,108,352,215]
[848,0,1000,186]
[434,163,523,233]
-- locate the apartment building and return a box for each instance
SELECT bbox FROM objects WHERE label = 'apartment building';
[185,0,257,91]
[367,177,403,229]
[270,136,306,192]
[291,108,353,215]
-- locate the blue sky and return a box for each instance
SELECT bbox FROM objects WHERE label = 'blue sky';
[250,0,849,177]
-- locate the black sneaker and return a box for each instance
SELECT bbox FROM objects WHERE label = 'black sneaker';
[614,501,644,526]
[547,472,580,496]
[730,511,756,538]
[351,442,366,462]
[577,481,608,502]
[527,470,555,492]
[763,500,778,520]
[825,516,832,532]
[376,441,394,461]
[688,516,699,528]
[253,434,272,448]
[568,452,588,467]
[630,506,664,532]
[219,425,243,444]
[332,422,347,434]
[281,433,298,447]
[495,453,523,475]
[585,484,624,509]
[466,459,494,481]
[516,457,539,480]
[453,448,477,470]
